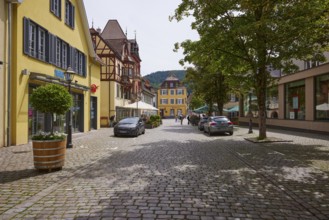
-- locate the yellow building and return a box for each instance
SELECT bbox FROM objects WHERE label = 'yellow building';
[0,0,7,147]
[157,75,188,118]
[8,0,101,146]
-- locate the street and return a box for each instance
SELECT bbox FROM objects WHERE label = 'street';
[1,119,329,219]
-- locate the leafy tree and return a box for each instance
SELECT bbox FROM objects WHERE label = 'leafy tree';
[30,84,72,135]
[173,0,329,139]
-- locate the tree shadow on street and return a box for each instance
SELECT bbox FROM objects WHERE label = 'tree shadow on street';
[67,138,329,220]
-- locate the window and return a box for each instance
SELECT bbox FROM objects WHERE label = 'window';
[29,22,37,57]
[176,89,184,95]
[170,82,174,88]
[285,80,305,120]
[23,18,48,61]
[170,89,175,95]
[23,17,86,75]
[315,74,329,120]
[62,42,68,69]
[177,99,184,104]
[170,99,175,104]
[160,99,168,104]
[50,0,61,18]
[161,89,168,95]
[116,84,120,98]
[38,28,46,61]
[65,0,75,29]
[55,38,61,66]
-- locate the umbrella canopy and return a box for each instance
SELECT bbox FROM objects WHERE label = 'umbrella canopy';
[224,105,239,112]
[123,101,158,111]
[193,105,218,113]
[316,103,329,111]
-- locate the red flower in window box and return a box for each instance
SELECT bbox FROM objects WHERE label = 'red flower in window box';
[90,84,99,93]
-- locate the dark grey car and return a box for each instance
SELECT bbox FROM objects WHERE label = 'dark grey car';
[114,117,145,137]
[203,116,234,136]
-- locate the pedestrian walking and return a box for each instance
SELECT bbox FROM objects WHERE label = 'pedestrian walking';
[187,115,190,125]
[109,115,115,127]
[180,114,184,125]
[175,114,178,122]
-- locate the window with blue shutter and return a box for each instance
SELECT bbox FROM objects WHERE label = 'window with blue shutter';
[50,0,61,18]
[65,0,75,29]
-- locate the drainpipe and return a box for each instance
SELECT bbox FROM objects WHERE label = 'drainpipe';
[6,0,23,146]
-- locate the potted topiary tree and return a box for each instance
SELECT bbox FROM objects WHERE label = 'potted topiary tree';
[30,84,73,171]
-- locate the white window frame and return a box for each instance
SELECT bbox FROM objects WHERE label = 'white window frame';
[177,98,184,104]
[160,99,168,104]
[161,89,168,95]
[177,89,183,95]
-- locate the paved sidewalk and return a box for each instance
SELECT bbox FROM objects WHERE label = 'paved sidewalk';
[0,119,328,219]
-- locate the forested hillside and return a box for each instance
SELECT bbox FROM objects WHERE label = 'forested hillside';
[143,70,186,88]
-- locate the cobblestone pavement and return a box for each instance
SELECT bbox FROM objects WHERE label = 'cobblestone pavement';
[0,119,329,219]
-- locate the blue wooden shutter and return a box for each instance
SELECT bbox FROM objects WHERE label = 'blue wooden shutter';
[23,17,30,55]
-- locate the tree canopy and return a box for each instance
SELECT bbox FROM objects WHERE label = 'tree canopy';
[173,0,329,139]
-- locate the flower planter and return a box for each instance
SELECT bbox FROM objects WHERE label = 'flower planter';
[32,139,66,171]
[145,124,154,129]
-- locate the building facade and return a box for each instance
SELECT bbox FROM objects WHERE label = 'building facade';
[91,20,142,125]
[157,75,187,118]
[8,0,101,146]
[141,78,156,106]
[0,0,7,147]
[240,62,329,133]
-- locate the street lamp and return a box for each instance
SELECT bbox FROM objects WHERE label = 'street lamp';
[64,67,75,148]
[248,90,253,134]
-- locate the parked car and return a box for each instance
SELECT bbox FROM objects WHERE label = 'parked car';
[198,117,208,131]
[203,116,234,136]
[114,117,145,137]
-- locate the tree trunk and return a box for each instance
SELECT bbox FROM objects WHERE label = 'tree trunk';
[256,67,267,140]
[239,93,245,117]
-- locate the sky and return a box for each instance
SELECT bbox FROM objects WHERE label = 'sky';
[83,0,199,76]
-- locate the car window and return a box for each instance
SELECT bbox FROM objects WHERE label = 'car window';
[119,117,138,124]
[213,117,229,122]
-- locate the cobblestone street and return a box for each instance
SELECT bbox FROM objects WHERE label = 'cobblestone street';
[1,119,329,219]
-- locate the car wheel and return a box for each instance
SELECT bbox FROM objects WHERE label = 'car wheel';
[208,128,212,136]
[142,129,145,134]
[203,128,207,133]
[229,131,233,136]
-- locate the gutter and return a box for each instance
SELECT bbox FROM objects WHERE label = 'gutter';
[6,0,23,146]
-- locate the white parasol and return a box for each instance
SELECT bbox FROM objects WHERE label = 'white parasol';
[316,103,329,111]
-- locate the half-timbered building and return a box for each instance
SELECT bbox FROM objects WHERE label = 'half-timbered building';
[90,20,142,125]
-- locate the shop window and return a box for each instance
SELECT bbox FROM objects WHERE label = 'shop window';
[285,80,305,120]
[266,86,279,118]
[315,74,329,120]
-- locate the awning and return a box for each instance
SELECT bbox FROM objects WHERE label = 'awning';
[123,101,158,111]
[29,72,90,91]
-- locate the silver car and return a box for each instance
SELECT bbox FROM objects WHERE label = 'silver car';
[203,116,234,136]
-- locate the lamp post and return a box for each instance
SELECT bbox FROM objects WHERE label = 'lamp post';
[64,67,75,148]
[248,90,253,134]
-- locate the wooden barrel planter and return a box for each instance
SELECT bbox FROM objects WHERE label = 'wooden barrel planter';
[32,139,66,171]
